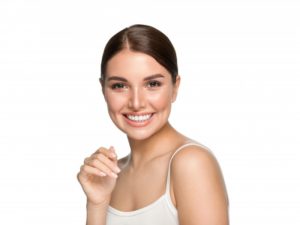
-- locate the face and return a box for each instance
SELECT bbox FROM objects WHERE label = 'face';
[101,49,180,140]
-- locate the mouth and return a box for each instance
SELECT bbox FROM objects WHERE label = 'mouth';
[122,113,154,127]
[124,113,153,122]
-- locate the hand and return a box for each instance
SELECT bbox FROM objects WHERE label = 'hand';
[77,146,121,206]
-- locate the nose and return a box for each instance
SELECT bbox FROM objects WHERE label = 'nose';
[128,87,146,110]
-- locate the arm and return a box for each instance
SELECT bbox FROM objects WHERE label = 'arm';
[77,147,121,225]
[171,146,229,225]
[86,201,109,225]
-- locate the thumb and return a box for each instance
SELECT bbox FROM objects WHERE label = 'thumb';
[109,146,118,163]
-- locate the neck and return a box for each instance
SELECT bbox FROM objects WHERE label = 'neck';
[126,122,184,169]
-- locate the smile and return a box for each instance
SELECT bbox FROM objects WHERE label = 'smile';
[125,114,153,122]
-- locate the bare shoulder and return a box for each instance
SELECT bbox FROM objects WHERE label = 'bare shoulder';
[171,144,225,188]
[171,144,219,172]
[170,144,229,224]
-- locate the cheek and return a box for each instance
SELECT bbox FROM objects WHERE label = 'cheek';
[148,89,173,110]
[104,91,127,113]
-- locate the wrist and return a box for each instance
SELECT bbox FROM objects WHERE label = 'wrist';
[86,199,110,210]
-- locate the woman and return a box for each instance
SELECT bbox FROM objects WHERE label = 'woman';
[77,24,229,225]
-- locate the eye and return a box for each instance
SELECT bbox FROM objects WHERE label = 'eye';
[147,80,161,88]
[111,83,126,89]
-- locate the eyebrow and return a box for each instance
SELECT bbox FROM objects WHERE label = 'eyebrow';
[107,74,165,82]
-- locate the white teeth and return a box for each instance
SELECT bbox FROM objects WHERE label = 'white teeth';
[127,114,151,122]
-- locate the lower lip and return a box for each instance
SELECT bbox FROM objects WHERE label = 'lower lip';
[123,114,154,127]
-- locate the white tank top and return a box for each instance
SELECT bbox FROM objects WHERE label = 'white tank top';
[106,142,208,225]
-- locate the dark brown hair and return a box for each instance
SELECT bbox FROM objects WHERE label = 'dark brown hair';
[100,24,178,83]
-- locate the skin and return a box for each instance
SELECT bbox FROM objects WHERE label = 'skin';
[77,49,229,225]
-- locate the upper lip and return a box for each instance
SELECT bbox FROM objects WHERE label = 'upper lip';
[123,112,153,116]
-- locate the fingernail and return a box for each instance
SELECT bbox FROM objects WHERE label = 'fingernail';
[99,171,107,177]
[108,146,117,158]
[110,172,118,178]
[114,167,121,173]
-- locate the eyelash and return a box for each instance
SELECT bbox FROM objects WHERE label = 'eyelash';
[147,80,161,88]
[111,83,127,90]
[110,80,162,90]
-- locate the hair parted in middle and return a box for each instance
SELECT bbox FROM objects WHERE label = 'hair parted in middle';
[100,24,178,84]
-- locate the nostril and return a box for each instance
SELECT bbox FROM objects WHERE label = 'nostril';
[128,93,146,109]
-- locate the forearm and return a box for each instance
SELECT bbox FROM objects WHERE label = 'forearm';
[86,202,109,225]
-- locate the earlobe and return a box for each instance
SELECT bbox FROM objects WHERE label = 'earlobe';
[172,75,181,103]
[99,77,104,88]
[99,78,106,100]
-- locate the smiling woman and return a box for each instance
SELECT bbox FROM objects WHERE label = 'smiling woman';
[77,24,229,225]
[102,49,179,140]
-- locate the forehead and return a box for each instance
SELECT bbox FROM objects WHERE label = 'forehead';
[105,49,170,79]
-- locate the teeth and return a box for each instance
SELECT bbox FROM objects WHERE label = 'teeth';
[127,114,151,122]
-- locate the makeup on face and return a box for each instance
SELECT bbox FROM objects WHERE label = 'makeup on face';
[102,50,179,140]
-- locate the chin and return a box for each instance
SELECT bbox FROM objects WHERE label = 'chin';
[111,114,169,141]
[127,133,153,141]
[124,122,169,141]
[123,129,156,141]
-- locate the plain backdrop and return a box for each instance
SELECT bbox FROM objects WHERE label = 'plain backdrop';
[0,0,299,224]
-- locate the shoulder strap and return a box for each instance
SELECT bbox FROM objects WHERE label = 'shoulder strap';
[165,142,211,195]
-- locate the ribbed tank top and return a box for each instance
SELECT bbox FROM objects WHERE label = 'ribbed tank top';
[106,142,209,225]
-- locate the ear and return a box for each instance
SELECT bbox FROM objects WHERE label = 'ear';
[172,75,181,103]
[99,78,106,101]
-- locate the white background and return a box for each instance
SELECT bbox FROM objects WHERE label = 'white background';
[0,0,299,224]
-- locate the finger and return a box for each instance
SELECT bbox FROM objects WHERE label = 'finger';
[78,165,107,180]
[108,146,118,162]
[93,153,121,174]
[95,147,117,160]
[84,157,118,178]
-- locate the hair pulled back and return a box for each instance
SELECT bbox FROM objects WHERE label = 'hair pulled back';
[100,24,178,83]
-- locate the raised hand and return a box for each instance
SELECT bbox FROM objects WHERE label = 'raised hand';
[77,146,121,206]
